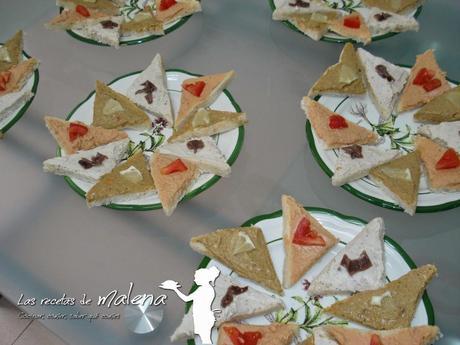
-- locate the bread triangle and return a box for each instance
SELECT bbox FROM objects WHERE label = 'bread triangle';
[159,136,231,176]
[217,323,298,345]
[0,58,39,96]
[308,43,365,97]
[170,273,284,342]
[329,13,372,45]
[282,195,337,289]
[176,70,235,125]
[57,0,120,15]
[362,0,423,14]
[369,151,421,215]
[302,98,378,149]
[358,7,419,36]
[43,139,129,183]
[417,120,460,152]
[332,145,400,186]
[155,0,201,24]
[272,0,338,20]
[0,90,33,122]
[79,16,123,48]
[169,108,247,143]
[310,325,440,345]
[0,30,23,73]
[357,48,409,120]
[126,54,173,125]
[150,152,199,216]
[190,227,283,294]
[415,136,460,192]
[120,8,164,36]
[397,50,451,112]
[414,85,460,123]
[325,264,437,330]
[309,217,385,295]
[93,80,151,130]
[45,8,110,30]
[86,151,156,207]
[44,116,128,155]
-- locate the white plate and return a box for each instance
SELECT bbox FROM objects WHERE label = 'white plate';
[306,72,460,213]
[61,69,244,211]
[188,208,434,344]
[270,0,421,43]
[0,49,38,134]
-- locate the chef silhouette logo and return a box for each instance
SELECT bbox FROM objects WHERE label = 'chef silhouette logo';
[160,266,221,344]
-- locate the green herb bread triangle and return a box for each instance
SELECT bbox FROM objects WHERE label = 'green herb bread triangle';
[414,85,460,123]
[0,31,23,73]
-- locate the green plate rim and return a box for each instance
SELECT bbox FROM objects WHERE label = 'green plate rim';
[267,0,423,44]
[61,6,195,47]
[305,69,460,213]
[58,68,245,211]
[185,207,435,345]
[0,47,39,134]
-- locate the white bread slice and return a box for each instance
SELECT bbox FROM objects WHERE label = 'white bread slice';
[310,325,440,345]
[43,139,129,183]
[332,145,401,186]
[272,0,336,20]
[357,7,419,36]
[158,136,231,176]
[170,273,284,342]
[0,90,33,123]
[418,121,460,152]
[126,54,173,126]
[309,217,385,295]
[78,16,122,48]
[357,48,409,120]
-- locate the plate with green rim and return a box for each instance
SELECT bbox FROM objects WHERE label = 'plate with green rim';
[305,67,460,213]
[62,0,199,47]
[268,0,422,44]
[185,207,435,345]
[58,68,244,211]
[0,48,39,135]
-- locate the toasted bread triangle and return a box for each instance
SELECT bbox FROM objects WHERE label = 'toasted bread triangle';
[86,151,156,207]
[155,0,201,24]
[414,85,460,123]
[309,217,385,295]
[93,80,151,130]
[397,50,451,112]
[44,116,128,155]
[282,195,337,289]
[150,152,199,216]
[171,273,284,341]
[303,98,378,149]
[362,0,422,14]
[0,31,23,73]
[0,58,38,96]
[57,0,120,15]
[169,108,246,143]
[45,8,110,30]
[325,264,437,330]
[308,43,365,97]
[190,227,283,295]
[369,151,421,215]
[329,13,372,45]
[176,70,235,125]
[217,323,298,345]
[310,325,440,345]
[415,136,460,192]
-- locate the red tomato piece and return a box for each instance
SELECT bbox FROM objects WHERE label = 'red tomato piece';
[1,71,11,84]
[370,334,383,345]
[329,114,348,129]
[223,327,262,345]
[160,159,188,175]
[435,148,460,170]
[293,217,326,246]
[68,122,88,142]
[76,4,90,17]
[422,78,442,92]
[183,81,206,97]
[413,68,434,86]
[343,15,361,29]
[159,0,177,11]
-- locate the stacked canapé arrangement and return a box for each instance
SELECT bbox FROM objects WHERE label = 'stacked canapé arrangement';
[43,54,247,215]
[304,43,459,215]
[271,0,422,44]
[0,31,39,135]
[45,0,201,47]
[173,195,439,345]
